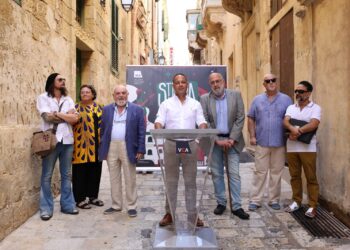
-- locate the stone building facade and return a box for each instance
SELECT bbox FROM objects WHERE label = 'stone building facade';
[191,0,350,226]
[0,0,160,240]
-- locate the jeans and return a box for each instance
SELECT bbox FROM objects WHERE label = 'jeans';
[40,143,76,216]
[210,145,241,211]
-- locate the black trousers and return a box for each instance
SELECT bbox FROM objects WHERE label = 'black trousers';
[72,162,103,203]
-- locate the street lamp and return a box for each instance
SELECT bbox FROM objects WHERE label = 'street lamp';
[100,0,106,7]
[121,0,134,13]
[158,54,165,65]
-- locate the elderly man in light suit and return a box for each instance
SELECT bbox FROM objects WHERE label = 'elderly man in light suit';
[200,72,249,220]
[99,85,145,217]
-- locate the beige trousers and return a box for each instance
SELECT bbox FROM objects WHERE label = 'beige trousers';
[164,140,198,216]
[250,145,285,205]
[107,140,137,210]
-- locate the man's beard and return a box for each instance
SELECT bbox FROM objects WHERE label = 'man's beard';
[213,87,224,97]
[295,95,306,102]
[116,99,127,106]
[59,86,68,96]
[296,95,308,102]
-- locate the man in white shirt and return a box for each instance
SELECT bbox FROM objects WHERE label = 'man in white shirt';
[283,81,321,218]
[36,73,79,221]
[155,73,207,227]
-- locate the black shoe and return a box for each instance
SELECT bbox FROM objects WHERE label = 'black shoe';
[40,214,52,221]
[232,208,250,220]
[127,209,137,217]
[214,204,226,215]
[61,208,79,215]
[103,207,122,215]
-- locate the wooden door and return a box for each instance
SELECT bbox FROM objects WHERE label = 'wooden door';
[270,10,294,99]
[279,10,294,99]
[270,24,280,81]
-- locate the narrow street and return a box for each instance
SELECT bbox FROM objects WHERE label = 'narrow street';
[1,162,349,250]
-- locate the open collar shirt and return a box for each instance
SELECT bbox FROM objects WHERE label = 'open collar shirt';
[155,95,206,129]
[111,103,128,141]
[36,92,75,144]
[247,92,292,147]
[285,101,321,152]
[215,91,229,134]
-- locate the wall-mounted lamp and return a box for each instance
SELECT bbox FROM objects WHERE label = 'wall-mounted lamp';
[121,0,135,13]
[100,0,106,7]
[158,53,165,65]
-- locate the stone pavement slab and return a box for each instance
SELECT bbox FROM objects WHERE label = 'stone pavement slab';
[0,163,350,250]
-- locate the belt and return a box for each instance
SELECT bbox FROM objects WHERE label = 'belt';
[167,139,195,142]
[217,134,230,137]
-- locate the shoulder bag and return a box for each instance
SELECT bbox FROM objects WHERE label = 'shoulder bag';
[32,102,64,157]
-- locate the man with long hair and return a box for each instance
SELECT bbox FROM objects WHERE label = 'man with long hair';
[36,73,79,220]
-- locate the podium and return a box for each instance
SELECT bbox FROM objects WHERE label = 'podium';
[150,129,219,250]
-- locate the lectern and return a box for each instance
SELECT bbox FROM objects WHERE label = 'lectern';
[151,129,219,250]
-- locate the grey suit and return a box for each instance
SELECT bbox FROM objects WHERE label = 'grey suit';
[200,90,245,151]
[200,89,245,210]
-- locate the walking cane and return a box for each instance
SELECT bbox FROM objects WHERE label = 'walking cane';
[224,148,233,212]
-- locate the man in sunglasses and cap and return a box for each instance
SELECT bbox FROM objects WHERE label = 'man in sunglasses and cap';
[247,73,292,211]
[283,81,321,218]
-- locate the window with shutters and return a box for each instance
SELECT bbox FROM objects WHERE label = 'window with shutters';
[76,0,85,26]
[111,0,119,74]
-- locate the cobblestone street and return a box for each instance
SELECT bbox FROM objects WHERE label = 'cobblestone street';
[1,162,349,250]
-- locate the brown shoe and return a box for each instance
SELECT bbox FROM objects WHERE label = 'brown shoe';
[159,213,173,226]
[196,218,204,227]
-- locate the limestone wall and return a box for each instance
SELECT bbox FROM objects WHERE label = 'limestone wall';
[0,0,137,240]
[311,0,350,217]
[0,0,74,240]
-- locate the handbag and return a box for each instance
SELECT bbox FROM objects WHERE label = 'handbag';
[31,102,64,157]
[32,129,58,157]
[289,118,317,144]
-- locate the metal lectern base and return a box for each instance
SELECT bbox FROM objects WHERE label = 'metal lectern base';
[153,226,218,250]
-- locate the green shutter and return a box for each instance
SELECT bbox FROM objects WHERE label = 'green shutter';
[76,49,82,101]
[13,0,22,6]
[111,0,119,74]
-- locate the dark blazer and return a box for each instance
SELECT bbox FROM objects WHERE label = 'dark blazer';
[99,102,146,164]
[200,89,245,152]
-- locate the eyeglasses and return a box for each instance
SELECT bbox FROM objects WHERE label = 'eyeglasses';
[57,78,66,82]
[210,79,223,85]
[264,78,276,83]
[294,89,308,94]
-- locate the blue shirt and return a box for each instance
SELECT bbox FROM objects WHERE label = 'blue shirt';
[247,92,292,147]
[215,92,229,134]
[111,105,127,140]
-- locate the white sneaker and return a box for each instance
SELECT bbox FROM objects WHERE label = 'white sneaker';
[284,201,300,213]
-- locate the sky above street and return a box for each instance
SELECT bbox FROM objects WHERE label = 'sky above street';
[167,0,197,65]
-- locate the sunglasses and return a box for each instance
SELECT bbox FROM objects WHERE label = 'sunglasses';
[57,78,66,82]
[264,78,276,83]
[294,89,308,94]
